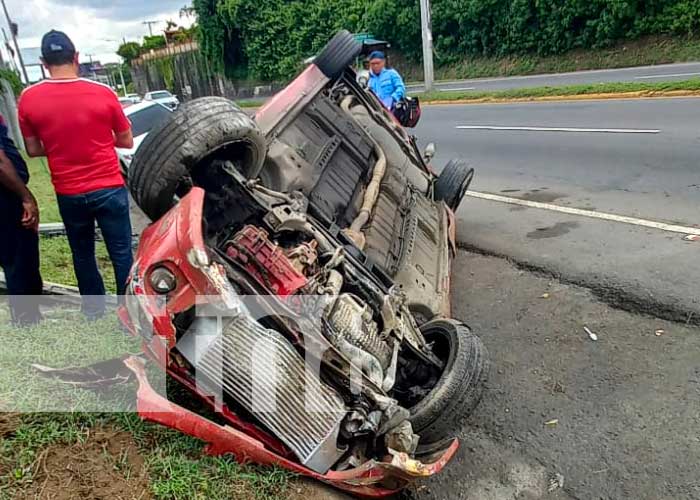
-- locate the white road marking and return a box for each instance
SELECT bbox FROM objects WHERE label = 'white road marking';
[635,72,700,79]
[466,190,700,236]
[456,125,660,134]
[440,87,476,92]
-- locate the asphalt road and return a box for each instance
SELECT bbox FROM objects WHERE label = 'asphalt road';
[407,62,700,93]
[416,97,700,321]
[407,251,700,500]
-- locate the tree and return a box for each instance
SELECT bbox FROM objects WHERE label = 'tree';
[180,4,197,19]
[193,0,700,81]
[117,42,142,64]
[142,35,167,52]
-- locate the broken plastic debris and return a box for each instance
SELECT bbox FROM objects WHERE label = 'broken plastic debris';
[684,235,700,242]
[584,326,598,341]
[548,473,565,492]
[544,419,559,427]
[655,329,665,337]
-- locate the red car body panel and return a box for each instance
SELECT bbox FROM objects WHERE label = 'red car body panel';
[256,64,329,135]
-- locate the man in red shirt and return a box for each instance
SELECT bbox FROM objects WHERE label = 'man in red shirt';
[19,30,135,318]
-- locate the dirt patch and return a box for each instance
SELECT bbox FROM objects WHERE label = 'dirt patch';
[0,412,21,438]
[17,428,150,500]
[288,479,353,500]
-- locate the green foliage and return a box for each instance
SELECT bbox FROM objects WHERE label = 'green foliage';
[0,68,23,95]
[173,26,197,43]
[117,41,142,64]
[156,56,176,91]
[143,35,167,52]
[418,78,700,102]
[194,0,700,81]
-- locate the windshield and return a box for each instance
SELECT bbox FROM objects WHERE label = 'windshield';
[149,91,172,100]
[128,105,171,137]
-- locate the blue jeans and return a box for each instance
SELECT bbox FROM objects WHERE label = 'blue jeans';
[57,186,133,318]
[0,192,43,325]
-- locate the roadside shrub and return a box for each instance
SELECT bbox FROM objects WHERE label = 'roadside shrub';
[0,68,23,96]
[194,0,700,80]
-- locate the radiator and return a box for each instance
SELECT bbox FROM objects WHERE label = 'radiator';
[177,314,347,473]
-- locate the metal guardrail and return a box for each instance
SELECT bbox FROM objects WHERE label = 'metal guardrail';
[39,223,67,236]
[0,271,118,306]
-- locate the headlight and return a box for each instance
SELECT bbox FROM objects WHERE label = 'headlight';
[149,266,177,294]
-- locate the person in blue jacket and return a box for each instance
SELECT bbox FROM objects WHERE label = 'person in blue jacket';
[368,51,406,110]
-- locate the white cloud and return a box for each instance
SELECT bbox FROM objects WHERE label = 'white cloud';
[2,0,193,68]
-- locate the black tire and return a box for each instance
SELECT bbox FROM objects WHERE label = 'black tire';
[408,319,489,444]
[314,30,362,80]
[434,159,475,212]
[128,97,266,221]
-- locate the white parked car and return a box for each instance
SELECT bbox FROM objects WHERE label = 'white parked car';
[119,96,137,108]
[144,90,179,110]
[117,101,173,174]
[126,93,142,103]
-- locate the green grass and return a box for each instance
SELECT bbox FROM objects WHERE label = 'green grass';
[24,156,61,224]
[0,308,293,499]
[403,35,700,83]
[238,99,266,108]
[39,236,115,292]
[418,78,700,102]
[0,309,139,412]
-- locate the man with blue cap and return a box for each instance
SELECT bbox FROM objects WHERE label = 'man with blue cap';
[368,51,406,110]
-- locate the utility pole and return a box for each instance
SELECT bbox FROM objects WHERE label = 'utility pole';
[103,38,128,97]
[1,28,16,72]
[143,20,159,37]
[419,0,435,92]
[0,0,29,84]
[117,63,127,96]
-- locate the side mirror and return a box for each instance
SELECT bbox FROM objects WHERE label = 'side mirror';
[423,143,436,162]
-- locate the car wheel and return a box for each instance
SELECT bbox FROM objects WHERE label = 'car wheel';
[128,97,266,221]
[434,159,475,212]
[396,319,489,445]
[314,30,362,81]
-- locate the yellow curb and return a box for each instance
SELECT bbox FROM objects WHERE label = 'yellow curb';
[423,89,700,105]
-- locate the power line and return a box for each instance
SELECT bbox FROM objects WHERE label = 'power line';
[0,0,29,84]
[142,20,160,37]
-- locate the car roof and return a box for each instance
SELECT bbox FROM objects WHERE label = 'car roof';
[146,90,171,95]
[124,101,169,115]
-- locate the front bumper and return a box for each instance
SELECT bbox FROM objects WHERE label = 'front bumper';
[124,355,459,497]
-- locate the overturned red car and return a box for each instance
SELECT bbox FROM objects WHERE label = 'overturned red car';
[121,31,487,496]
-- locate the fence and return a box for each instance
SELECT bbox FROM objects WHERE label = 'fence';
[131,42,284,102]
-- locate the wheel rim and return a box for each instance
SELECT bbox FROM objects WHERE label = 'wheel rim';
[393,326,453,409]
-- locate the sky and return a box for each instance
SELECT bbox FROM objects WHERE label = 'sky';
[2,0,195,82]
